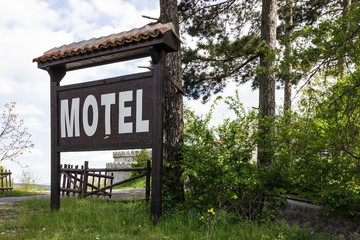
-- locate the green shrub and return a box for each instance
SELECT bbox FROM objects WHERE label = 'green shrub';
[180,94,267,219]
[179,84,360,218]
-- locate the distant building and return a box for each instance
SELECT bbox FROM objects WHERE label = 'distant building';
[106,151,136,183]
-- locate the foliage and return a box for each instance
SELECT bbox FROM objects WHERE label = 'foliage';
[179,85,360,216]
[0,102,34,165]
[290,1,360,81]
[179,0,262,102]
[130,149,151,177]
[180,92,268,219]
[0,198,342,239]
[276,73,360,214]
[176,0,360,219]
[17,169,44,192]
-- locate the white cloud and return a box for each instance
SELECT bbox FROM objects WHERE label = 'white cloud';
[61,151,113,167]
[93,0,159,31]
[22,148,45,158]
[0,76,15,94]
[23,117,49,132]
[15,104,45,116]
[68,0,99,22]
[0,0,61,30]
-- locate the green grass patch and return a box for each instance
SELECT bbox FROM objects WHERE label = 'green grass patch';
[0,198,344,239]
[0,189,43,198]
[114,176,146,189]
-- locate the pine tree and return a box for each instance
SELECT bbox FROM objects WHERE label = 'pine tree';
[180,0,262,102]
[257,0,277,166]
[159,0,185,206]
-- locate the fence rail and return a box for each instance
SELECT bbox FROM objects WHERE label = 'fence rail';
[60,160,151,201]
[0,169,13,191]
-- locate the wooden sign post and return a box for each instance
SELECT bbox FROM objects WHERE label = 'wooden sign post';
[33,23,181,218]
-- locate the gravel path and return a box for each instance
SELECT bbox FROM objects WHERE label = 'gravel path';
[112,188,146,198]
[0,188,146,208]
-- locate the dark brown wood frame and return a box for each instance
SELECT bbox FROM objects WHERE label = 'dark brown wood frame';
[36,30,180,219]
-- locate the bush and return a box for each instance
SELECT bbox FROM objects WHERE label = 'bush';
[180,94,267,219]
[180,85,360,218]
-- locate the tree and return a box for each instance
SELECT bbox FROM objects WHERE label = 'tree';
[278,0,294,112]
[0,102,34,165]
[159,0,185,206]
[179,0,263,102]
[288,0,357,83]
[257,0,278,166]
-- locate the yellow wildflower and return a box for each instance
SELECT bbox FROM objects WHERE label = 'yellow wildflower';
[208,208,215,215]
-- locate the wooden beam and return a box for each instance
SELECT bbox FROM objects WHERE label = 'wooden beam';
[88,167,147,172]
[165,73,185,95]
[84,172,146,197]
[48,66,66,211]
[150,48,166,221]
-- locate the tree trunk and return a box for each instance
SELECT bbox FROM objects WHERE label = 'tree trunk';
[338,0,351,77]
[284,0,293,163]
[257,0,277,166]
[284,0,293,113]
[159,0,184,207]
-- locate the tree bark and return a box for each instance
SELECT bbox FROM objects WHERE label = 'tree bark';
[159,0,184,207]
[257,0,277,166]
[284,0,293,113]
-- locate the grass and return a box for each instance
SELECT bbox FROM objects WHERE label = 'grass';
[114,176,146,189]
[0,198,346,240]
[0,189,43,198]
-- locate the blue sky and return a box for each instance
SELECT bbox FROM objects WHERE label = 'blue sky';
[0,0,277,184]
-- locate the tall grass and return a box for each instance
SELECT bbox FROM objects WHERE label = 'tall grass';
[0,198,345,239]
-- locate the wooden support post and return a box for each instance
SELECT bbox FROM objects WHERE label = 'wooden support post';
[145,159,151,202]
[8,170,12,189]
[48,66,66,211]
[1,170,4,190]
[109,173,114,199]
[79,165,84,198]
[61,164,66,197]
[150,48,166,221]
[81,161,89,198]
[91,169,95,198]
[66,165,72,197]
[73,165,78,197]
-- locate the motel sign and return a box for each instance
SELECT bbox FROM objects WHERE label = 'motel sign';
[33,23,181,219]
[56,73,153,151]
[60,89,149,138]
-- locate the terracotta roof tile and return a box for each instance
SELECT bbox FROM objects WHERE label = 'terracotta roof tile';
[33,22,178,63]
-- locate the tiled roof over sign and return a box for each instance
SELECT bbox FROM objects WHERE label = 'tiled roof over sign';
[33,22,178,63]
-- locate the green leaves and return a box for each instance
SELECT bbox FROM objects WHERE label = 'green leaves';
[180,0,262,102]
[180,79,360,215]
[180,91,264,216]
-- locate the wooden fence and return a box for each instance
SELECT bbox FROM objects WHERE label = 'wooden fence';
[0,169,13,191]
[60,160,151,201]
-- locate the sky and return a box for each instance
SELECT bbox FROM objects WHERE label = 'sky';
[0,0,284,185]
